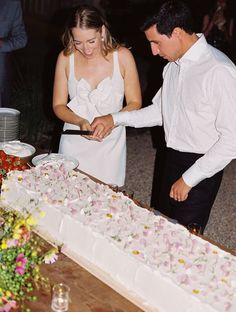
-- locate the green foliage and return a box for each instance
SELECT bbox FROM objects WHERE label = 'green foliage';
[0,207,58,311]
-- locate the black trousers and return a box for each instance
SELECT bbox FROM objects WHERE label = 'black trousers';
[157,148,223,233]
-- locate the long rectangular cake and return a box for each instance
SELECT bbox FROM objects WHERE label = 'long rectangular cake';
[1,162,236,312]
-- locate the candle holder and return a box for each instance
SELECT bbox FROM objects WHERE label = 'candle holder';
[110,184,119,192]
[187,223,202,236]
[51,283,70,312]
[119,187,134,199]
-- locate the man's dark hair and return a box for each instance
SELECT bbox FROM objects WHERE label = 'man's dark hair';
[141,0,194,37]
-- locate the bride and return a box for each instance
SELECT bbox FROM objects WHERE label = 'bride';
[52,5,141,186]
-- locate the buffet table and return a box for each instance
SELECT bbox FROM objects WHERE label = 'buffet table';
[27,242,143,312]
[26,220,235,312]
[1,161,236,312]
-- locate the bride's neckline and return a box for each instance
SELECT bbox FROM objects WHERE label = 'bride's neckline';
[73,52,115,91]
[77,77,112,91]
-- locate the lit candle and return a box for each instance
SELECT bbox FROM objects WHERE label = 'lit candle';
[51,283,70,312]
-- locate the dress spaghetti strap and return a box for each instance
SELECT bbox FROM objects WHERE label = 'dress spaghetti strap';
[113,51,123,81]
[69,53,75,80]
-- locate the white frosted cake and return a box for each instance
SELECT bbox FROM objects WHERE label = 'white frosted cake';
[1,162,236,312]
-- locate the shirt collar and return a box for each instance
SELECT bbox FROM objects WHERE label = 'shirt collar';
[175,34,207,65]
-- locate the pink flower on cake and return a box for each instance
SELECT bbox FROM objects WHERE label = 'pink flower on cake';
[173,242,182,251]
[69,207,78,215]
[178,274,190,285]
[204,242,211,254]
[190,238,198,254]
[220,263,231,276]
[110,206,118,215]
[196,263,205,271]
[225,302,232,312]
[91,200,103,209]
[139,238,147,247]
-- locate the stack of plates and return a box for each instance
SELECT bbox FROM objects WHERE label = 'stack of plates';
[0,108,20,142]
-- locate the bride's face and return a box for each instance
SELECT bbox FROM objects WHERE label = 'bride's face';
[72,27,103,58]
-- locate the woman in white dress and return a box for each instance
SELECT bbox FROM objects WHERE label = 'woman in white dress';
[53,5,141,186]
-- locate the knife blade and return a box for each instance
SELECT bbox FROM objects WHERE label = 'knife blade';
[62,129,94,135]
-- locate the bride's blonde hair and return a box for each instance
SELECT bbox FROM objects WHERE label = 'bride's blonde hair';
[62,5,120,56]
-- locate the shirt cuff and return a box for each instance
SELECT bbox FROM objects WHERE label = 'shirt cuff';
[182,164,208,187]
[112,112,129,126]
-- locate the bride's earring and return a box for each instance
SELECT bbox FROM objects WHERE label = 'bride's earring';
[101,36,105,42]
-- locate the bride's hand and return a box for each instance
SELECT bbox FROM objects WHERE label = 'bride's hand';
[78,119,100,141]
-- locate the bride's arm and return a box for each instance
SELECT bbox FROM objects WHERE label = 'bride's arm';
[52,51,91,131]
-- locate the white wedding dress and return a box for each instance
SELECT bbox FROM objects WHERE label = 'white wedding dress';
[58,51,126,186]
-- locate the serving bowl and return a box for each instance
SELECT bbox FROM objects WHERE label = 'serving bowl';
[0,141,36,163]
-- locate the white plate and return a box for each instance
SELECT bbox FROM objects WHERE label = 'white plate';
[32,153,79,169]
[0,108,20,117]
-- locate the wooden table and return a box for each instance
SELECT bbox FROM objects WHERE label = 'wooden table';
[27,250,143,312]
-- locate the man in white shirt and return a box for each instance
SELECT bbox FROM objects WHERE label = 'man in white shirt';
[91,0,236,232]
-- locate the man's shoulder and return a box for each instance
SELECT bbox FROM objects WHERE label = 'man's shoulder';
[1,0,21,7]
[2,0,21,3]
[3,0,21,5]
[207,45,235,68]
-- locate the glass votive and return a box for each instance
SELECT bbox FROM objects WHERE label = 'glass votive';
[120,188,134,199]
[51,283,70,312]
[187,223,202,235]
[110,184,119,192]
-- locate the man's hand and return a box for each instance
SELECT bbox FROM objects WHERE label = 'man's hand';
[170,177,192,202]
[79,118,102,141]
[91,114,114,139]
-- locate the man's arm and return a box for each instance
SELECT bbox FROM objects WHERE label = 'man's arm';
[175,65,236,201]
[0,1,27,52]
[91,89,163,138]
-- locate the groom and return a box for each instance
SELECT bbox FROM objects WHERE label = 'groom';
[90,0,236,233]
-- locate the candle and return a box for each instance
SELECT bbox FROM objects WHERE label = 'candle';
[51,283,70,312]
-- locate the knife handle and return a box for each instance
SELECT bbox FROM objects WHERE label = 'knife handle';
[62,130,94,135]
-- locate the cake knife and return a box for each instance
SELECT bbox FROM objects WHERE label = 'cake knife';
[62,129,94,135]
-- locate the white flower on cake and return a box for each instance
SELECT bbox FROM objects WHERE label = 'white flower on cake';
[1,162,236,312]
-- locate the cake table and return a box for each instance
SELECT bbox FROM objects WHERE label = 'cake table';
[1,162,236,312]
[27,240,143,312]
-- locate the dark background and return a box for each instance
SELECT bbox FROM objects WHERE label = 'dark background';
[11,0,236,150]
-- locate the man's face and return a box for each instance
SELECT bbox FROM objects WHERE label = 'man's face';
[144,25,181,62]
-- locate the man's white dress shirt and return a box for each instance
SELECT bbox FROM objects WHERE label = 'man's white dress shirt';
[113,34,236,187]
